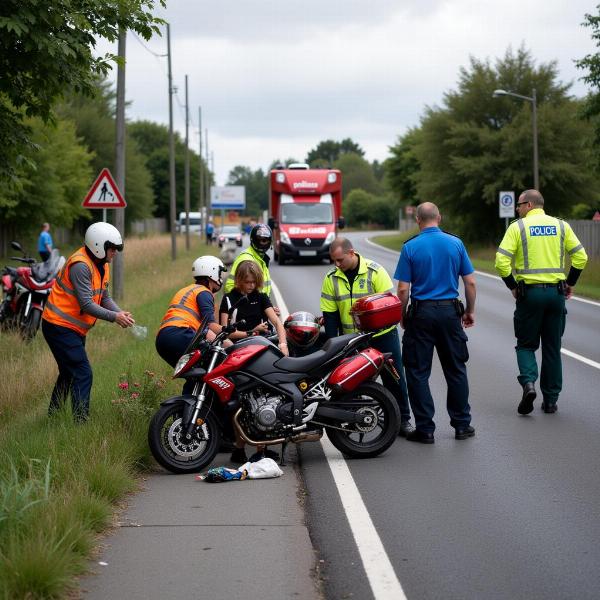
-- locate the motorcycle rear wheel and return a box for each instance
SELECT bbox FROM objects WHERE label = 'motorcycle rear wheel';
[325,382,400,458]
[148,402,221,474]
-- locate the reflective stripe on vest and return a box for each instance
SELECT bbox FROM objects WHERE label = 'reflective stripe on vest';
[327,262,392,336]
[514,216,567,277]
[42,247,108,336]
[158,284,210,332]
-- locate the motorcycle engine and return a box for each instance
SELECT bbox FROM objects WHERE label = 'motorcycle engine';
[245,390,285,432]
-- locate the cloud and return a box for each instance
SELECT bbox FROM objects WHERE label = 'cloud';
[97,0,596,182]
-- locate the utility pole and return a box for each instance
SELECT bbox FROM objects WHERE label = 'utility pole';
[167,23,176,260]
[198,106,203,223]
[113,27,126,301]
[205,128,210,223]
[184,74,190,251]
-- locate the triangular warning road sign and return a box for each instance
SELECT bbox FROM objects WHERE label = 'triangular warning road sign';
[82,168,126,208]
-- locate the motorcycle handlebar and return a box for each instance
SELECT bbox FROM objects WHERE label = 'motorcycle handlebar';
[9,257,36,264]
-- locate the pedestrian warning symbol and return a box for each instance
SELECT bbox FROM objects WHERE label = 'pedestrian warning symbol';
[82,168,126,208]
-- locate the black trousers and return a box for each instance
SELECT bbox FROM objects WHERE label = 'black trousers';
[401,303,471,433]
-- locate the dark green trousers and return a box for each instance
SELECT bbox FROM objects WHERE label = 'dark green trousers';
[513,286,566,404]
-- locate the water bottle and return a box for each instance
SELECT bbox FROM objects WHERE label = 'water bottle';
[130,324,148,340]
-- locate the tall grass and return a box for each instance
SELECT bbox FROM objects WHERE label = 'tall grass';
[0,234,215,599]
[371,232,600,300]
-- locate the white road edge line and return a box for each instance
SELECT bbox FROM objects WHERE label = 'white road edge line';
[365,236,600,308]
[271,279,407,600]
[561,348,600,370]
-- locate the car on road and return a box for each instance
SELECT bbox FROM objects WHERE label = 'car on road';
[217,225,243,247]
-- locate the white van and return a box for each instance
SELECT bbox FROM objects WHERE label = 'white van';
[177,212,202,234]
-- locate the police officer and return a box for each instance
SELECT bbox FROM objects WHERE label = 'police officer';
[321,237,414,437]
[396,203,476,443]
[42,222,134,421]
[495,189,588,415]
[224,224,276,308]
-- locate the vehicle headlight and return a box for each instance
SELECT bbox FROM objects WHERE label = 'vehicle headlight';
[174,353,192,377]
[275,173,286,183]
[327,172,337,184]
[325,232,335,244]
[280,231,291,244]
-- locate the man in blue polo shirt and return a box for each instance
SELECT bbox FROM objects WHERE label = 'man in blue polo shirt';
[395,202,477,444]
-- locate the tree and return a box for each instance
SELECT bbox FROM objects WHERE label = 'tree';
[129,120,210,223]
[227,166,268,216]
[334,152,380,197]
[343,189,395,228]
[410,47,599,242]
[306,138,364,166]
[385,128,422,205]
[59,81,155,226]
[0,0,164,182]
[576,7,600,157]
[0,117,93,231]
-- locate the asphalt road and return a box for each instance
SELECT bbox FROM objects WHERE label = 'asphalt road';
[271,231,600,600]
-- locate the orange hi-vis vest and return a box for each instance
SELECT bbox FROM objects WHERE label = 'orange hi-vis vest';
[158,284,211,333]
[43,247,109,336]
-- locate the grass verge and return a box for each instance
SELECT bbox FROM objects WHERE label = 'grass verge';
[372,231,600,300]
[0,234,215,599]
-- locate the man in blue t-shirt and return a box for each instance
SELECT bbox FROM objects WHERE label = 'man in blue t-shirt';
[394,202,477,444]
[38,223,53,261]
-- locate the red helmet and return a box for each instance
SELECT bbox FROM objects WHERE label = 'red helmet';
[284,311,320,348]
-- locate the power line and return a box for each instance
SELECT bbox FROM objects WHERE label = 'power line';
[132,31,167,59]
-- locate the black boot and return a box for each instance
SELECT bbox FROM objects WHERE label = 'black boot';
[518,382,536,415]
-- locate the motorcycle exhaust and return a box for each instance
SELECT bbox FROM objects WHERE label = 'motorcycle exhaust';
[232,409,322,446]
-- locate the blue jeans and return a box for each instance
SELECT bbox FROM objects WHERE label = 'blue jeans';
[155,326,197,394]
[370,327,412,422]
[401,303,471,433]
[42,320,93,421]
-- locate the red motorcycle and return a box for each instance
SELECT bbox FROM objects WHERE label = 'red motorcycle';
[0,241,65,340]
[148,293,403,474]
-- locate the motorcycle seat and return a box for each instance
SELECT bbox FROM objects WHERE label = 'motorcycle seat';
[275,334,358,372]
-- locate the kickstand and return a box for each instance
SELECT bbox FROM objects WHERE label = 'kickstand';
[279,442,287,467]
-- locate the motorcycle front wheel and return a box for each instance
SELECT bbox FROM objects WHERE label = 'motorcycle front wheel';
[21,306,42,341]
[325,381,400,459]
[148,402,221,474]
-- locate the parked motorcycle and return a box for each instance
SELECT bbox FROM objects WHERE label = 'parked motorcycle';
[148,293,403,474]
[0,242,65,340]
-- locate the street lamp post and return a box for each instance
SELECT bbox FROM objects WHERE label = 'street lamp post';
[493,88,539,190]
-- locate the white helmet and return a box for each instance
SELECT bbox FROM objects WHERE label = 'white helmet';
[85,222,123,259]
[192,255,227,285]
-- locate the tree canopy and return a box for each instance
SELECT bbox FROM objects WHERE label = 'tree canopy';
[386,47,599,241]
[0,0,164,182]
[306,138,364,166]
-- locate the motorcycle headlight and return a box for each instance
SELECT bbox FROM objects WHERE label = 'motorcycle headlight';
[280,231,291,244]
[173,352,195,377]
[325,231,335,244]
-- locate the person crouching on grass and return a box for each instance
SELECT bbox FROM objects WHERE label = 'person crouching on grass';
[219,260,288,464]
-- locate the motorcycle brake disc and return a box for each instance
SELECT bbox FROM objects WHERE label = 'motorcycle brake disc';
[355,406,379,433]
[167,418,209,458]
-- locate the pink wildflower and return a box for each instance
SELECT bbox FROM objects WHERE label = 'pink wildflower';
[133,382,141,388]
[130,392,140,399]
[118,382,129,390]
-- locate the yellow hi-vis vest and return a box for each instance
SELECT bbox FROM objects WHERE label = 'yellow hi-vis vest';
[43,247,109,336]
[224,246,272,297]
[495,208,588,284]
[320,257,394,337]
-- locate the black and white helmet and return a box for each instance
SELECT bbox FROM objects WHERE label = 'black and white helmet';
[84,222,123,259]
[192,256,227,286]
[250,224,272,254]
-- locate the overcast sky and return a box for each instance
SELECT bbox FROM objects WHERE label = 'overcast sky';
[97,0,597,184]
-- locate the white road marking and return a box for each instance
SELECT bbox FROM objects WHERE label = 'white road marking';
[561,348,600,370]
[365,236,600,307]
[271,279,407,600]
